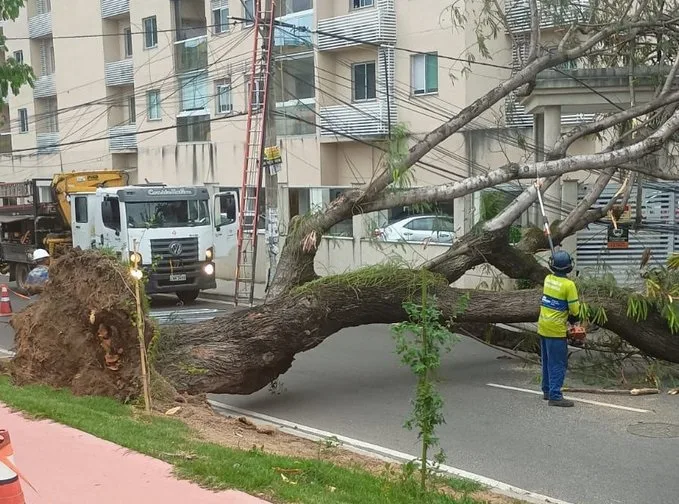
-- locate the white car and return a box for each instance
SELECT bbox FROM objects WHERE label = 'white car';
[374,215,455,243]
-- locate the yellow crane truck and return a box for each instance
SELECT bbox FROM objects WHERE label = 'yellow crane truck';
[0,171,128,288]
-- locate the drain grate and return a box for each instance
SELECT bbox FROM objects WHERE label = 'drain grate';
[627,422,679,438]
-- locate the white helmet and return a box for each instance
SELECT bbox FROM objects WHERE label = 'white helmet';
[32,249,50,261]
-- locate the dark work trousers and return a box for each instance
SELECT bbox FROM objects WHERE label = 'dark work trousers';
[540,336,568,400]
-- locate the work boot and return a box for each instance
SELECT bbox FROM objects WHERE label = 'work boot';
[548,398,574,407]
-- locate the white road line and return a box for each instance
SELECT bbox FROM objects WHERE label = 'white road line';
[0,348,15,358]
[486,383,651,413]
[208,399,576,504]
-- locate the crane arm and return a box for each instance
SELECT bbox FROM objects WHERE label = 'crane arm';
[52,170,129,225]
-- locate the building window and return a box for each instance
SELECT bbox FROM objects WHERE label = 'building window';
[352,62,376,101]
[411,52,438,95]
[212,1,229,34]
[124,27,133,57]
[128,96,136,124]
[246,75,265,110]
[12,50,23,64]
[147,90,161,120]
[215,79,232,114]
[18,108,28,133]
[177,114,211,142]
[143,16,158,49]
[243,0,255,26]
[180,72,209,111]
[276,0,313,15]
[352,0,373,8]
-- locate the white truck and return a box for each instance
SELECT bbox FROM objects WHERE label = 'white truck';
[0,173,239,304]
[70,184,239,303]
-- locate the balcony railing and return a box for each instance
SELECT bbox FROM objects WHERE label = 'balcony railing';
[109,124,137,151]
[317,0,396,51]
[504,0,589,33]
[275,9,313,47]
[105,59,134,87]
[28,12,52,38]
[33,74,56,98]
[319,99,397,138]
[36,132,60,154]
[101,0,130,18]
[175,35,207,74]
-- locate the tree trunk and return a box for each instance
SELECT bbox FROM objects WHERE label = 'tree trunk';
[155,275,678,396]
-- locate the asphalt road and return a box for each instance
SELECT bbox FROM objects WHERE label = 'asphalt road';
[213,324,679,504]
[2,286,678,504]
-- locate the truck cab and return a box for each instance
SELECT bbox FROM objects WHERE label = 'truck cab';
[69,184,238,303]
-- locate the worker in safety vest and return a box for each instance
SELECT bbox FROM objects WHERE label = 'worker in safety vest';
[25,248,51,295]
[537,250,580,407]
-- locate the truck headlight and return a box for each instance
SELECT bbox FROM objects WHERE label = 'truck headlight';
[129,252,142,265]
[206,247,214,261]
[204,263,215,276]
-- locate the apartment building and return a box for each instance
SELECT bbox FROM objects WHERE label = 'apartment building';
[2,0,673,286]
[0,0,535,231]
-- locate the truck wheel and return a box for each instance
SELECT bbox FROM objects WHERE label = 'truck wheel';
[176,290,200,305]
[14,264,29,290]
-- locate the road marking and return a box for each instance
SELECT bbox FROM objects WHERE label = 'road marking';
[486,383,651,413]
[208,400,576,504]
[0,348,15,358]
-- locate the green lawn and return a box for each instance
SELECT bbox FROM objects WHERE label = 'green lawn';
[0,377,496,504]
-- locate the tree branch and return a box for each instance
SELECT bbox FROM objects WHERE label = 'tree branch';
[557,168,616,236]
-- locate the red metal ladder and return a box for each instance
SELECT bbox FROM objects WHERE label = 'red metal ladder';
[234,0,277,306]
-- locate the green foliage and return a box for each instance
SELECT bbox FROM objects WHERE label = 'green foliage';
[388,123,413,189]
[0,1,35,105]
[391,284,469,493]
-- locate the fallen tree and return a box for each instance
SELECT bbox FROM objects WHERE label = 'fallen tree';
[7,0,679,398]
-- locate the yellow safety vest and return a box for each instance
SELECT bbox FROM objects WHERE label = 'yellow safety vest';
[537,274,581,338]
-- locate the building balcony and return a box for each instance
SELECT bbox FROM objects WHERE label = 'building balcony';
[105,59,134,87]
[317,2,396,51]
[275,9,313,48]
[319,99,397,139]
[36,132,60,154]
[504,0,589,33]
[28,12,52,39]
[109,124,137,151]
[33,74,56,98]
[175,35,207,74]
[101,0,130,18]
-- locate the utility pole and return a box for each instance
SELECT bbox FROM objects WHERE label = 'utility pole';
[260,0,282,292]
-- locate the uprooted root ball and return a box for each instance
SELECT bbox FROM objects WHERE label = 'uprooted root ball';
[9,248,155,401]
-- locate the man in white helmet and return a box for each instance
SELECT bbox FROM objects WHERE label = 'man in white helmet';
[25,249,51,295]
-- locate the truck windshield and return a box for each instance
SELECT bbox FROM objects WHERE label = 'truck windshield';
[126,200,211,228]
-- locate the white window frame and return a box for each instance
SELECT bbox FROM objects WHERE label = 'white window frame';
[352,0,373,9]
[216,79,233,114]
[18,108,28,133]
[13,50,23,64]
[213,5,230,34]
[124,27,133,57]
[411,52,439,96]
[352,61,376,102]
[246,75,265,110]
[147,90,161,121]
[143,16,158,49]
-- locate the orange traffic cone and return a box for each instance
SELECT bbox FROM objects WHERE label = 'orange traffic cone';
[0,286,11,317]
[0,430,25,504]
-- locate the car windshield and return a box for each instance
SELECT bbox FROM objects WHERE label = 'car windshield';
[125,200,211,228]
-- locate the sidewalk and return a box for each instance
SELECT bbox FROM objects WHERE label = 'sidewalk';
[0,405,269,504]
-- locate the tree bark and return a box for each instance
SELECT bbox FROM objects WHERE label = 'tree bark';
[155,278,678,396]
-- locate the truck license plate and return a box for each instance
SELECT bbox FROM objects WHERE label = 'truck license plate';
[169,274,187,282]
